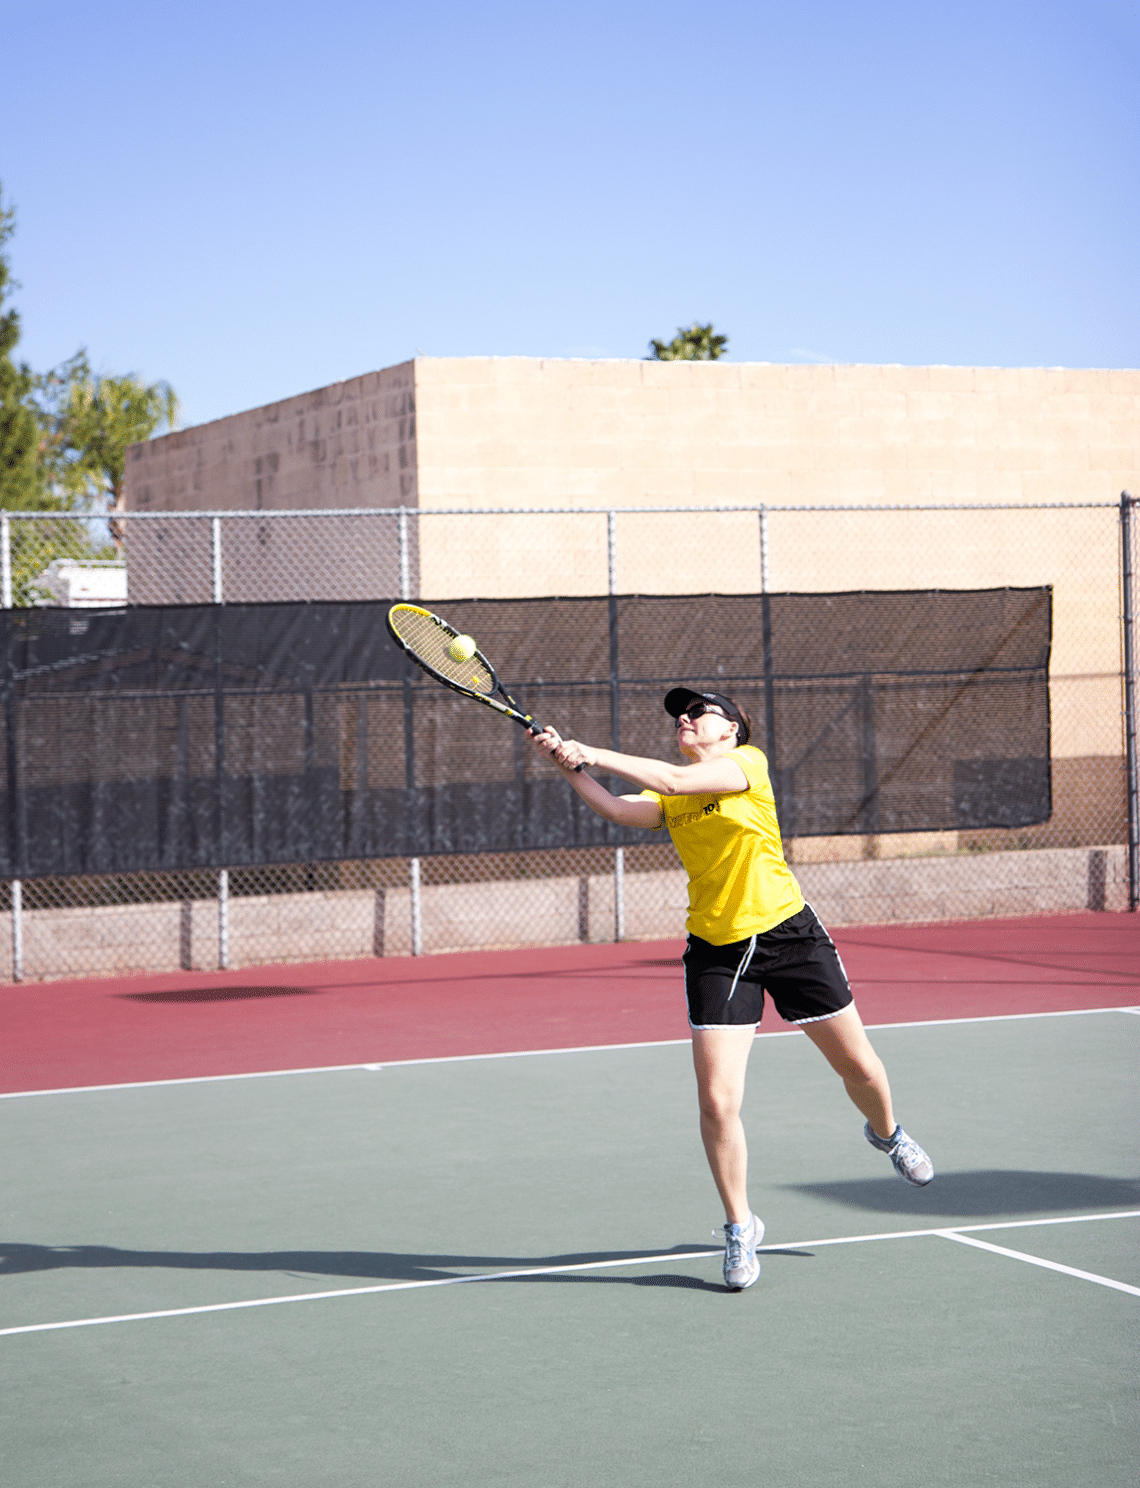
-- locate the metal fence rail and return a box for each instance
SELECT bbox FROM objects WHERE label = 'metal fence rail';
[1,496,1134,981]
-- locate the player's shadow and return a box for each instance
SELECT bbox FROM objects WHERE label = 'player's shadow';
[0,1240,812,1293]
[783,1169,1140,1218]
[0,1241,701,1281]
[502,1248,813,1292]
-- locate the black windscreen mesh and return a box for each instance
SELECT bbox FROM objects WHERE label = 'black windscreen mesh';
[0,588,1051,877]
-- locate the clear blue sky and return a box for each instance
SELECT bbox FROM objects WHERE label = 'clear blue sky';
[5,0,1137,429]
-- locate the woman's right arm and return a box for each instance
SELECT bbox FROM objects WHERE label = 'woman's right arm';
[532,730,663,829]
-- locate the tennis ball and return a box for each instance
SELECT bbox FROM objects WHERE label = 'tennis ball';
[447,634,477,663]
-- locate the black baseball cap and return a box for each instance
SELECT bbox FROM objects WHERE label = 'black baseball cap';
[663,687,751,746]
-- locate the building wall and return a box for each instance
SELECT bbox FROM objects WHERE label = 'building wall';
[412,357,1137,509]
[123,360,418,512]
[127,355,1138,519]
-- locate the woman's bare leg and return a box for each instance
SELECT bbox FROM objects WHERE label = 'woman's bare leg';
[800,1004,895,1138]
[691,1026,758,1223]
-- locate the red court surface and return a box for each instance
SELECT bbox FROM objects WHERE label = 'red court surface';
[2,912,1138,1094]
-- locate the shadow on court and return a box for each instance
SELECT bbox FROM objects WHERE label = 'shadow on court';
[119,986,322,1003]
[0,1240,720,1282]
[5,1172,1134,1283]
[0,1240,816,1294]
[784,1168,1140,1216]
[501,1251,814,1292]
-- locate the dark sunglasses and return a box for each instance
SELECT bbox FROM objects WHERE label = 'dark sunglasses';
[675,701,727,726]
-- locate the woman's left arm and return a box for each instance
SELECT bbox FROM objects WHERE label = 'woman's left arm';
[540,738,748,797]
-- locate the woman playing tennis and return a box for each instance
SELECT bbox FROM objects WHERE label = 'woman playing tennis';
[533,687,934,1292]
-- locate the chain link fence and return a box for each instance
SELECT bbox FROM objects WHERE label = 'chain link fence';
[2,496,1136,981]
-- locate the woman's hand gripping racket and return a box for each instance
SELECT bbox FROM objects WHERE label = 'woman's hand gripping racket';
[386,604,585,768]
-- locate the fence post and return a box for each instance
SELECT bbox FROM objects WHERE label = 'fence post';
[211,527,229,961]
[759,508,781,829]
[211,516,224,605]
[613,846,625,942]
[759,505,770,594]
[1121,492,1139,911]
[398,509,423,951]
[607,510,625,940]
[218,868,229,968]
[1,512,11,610]
[398,507,411,603]
[409,856,422,956]
[2,512,18,978]
[11,878,22,983]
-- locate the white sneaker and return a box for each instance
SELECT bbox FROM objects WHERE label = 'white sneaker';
[720,1212,764,1290]
[864,1122,935,1186]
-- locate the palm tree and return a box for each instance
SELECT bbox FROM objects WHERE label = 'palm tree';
[648,323,729,361]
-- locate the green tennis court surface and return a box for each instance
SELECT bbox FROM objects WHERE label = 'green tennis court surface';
[3,1006,1137,1487]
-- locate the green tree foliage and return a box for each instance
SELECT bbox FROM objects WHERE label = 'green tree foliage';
[648,322,729,361]
[36,354,179,514]
[24,360,177,599]
[0,191,49,511]
[0,188,82,604]
[0,184,179,602]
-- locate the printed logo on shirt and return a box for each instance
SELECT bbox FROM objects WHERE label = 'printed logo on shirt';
[668,800,721,831]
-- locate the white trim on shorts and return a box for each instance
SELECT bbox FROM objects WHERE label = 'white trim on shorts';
[805,901,852,982]
[725,934,758,1003]
[689,1004,849,1030]
[688,1020,761,1031]
[787,1004,849,1026]
[786,904,854,1025]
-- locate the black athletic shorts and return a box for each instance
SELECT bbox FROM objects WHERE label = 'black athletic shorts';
[683,904,853,1028]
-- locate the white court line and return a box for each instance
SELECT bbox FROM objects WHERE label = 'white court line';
[777,1209,1140,1248]
[861,1005,1140,1031]
[0,1249,726,1336]
[938,1230,1140,1297]
[2,1211,1136,1340]
[2,1004,1137,1101]
[0,1038,694,1100]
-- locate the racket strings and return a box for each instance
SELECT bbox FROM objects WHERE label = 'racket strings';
[391,607,495,694]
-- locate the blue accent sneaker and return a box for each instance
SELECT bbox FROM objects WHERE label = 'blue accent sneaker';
[864,1122,934,1186]
[720,1212,764,1290]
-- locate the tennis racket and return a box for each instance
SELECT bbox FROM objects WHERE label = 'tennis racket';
[386,604,582,765]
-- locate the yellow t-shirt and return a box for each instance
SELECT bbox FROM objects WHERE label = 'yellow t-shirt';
[640,744,804,945]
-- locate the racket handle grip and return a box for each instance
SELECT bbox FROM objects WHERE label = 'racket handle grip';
[528,720,586,772]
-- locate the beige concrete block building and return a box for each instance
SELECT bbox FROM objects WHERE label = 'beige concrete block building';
[124,356,1138,520]
[126,360,418,512]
